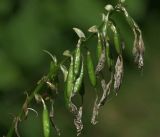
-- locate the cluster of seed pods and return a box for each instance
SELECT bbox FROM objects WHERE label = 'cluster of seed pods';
[5,1,145,137]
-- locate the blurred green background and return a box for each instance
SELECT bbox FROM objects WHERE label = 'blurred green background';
[0,0,160,137]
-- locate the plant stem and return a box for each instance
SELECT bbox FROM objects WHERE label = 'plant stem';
[6,75,48,137]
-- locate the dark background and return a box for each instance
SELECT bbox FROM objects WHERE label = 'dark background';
[0,0,160,137]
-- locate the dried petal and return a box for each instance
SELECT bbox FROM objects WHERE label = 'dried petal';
[46,81,57,91]
[88,25,98,33]
[91,95,99,125]
[74,106,83,136]
[63,50,71,57]
[22,92,29,119]
[95,46,106,75]
[73,28,86,39]
[98,79,112,107]
[27,108,38,117]
[49,101,60,136]
[43,50,57,64]
[14,117,21,137]
[68,102,83,136]
[132,30,145,69]
[114,56,123,94]
[105,4,114,12]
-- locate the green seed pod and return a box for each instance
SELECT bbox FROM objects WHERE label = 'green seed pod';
[64,56,74,105]
[97,33,103,59]
[105,41,114,71]
[88,25,102,60]
[87,51,97,87]
[114,32,121,55]
[42,99,50,137]
[74,41,81,77]
[109,22,122,55]
[73,58,84,95]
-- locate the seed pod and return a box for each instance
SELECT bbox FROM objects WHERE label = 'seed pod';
[64,56,74,105]
[88,25,102,60]
[97,33,103,59]
[73,58,84,96]
[74,40,81,77]
[42,99,50,137]
[117,6,145,68]
[105,40,114,71]
[109,22,122,55]
[114,32,121,55]
[87,51,97,87]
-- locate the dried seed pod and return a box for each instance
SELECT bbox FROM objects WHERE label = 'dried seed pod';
[116,5,145,68]
[64,56,74,105]
[114,56,123,94]
[41,98,50,137]
[87,51,97,87]
[74,40,81,77]
[95,46,106,75]
[73,59,84,96]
